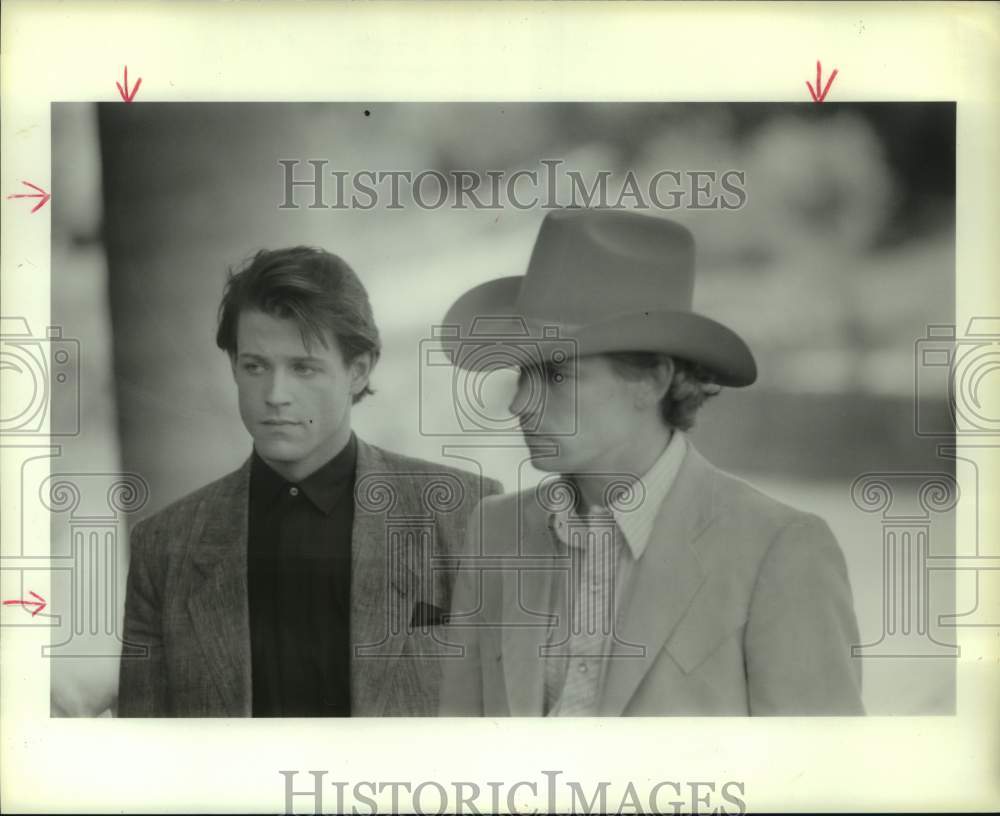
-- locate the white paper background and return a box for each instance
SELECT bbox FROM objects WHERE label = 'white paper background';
[2,1,998,812]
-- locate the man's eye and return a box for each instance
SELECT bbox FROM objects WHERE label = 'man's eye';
[518,366,563,386]
[293,364,317,375]
[242,362,264,374]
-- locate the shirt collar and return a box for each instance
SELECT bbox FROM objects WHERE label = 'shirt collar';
[549,430,687,559]
[250,433,358,517]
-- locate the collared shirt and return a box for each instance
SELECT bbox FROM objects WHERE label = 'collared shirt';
[247,434,357,717]
[549,429,688,560]
[542,430,688,715]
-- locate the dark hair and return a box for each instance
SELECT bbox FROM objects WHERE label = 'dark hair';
[216,246,381,403]
[605,352,722,431]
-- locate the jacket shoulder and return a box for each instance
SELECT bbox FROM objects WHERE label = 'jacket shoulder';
[479,455,824,538]
[709,465,823,531]
[131,462,246,542]
[697,458,844,584]
[366,444,503,496]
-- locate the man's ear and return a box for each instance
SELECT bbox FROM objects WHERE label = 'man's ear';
[349,351,374,396]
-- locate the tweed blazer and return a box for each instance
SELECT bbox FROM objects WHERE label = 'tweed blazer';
[118,438,502,717]
[439,442,864,716]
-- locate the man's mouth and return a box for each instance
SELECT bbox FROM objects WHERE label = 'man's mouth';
[262,419,301,426]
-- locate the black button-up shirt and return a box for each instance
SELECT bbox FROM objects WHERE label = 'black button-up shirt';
[247,434,357,717]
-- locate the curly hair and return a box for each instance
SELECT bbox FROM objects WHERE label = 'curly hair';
[216,246,381,404]
[605,351,722,431]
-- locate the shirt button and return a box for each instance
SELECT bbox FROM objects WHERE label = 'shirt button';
[289,486,299,497]
[577,662,588,674]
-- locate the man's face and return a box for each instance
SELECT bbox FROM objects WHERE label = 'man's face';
[510,354,647,474]
[231,309,369,481]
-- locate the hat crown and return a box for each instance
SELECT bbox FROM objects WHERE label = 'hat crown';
[518,208,696,325]
[439,207,758,387]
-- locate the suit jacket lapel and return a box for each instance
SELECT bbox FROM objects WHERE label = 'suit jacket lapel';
[183,439,426,717]
[598,443,720,716]
[350,439,422,715]
[501,500,561,716]
[186,458,253,716]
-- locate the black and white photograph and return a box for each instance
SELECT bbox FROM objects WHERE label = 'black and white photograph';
[3,2,998,814]
[45,101,958,718]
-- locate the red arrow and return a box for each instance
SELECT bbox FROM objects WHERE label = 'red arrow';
[116,65,142,103]
[3,591,47,617]
[6,180,50,213]
[806,60,839,103]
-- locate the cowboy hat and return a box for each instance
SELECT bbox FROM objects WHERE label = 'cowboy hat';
[440,208,757,387]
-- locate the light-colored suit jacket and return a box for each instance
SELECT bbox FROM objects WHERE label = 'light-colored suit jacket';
[118,438,502,717]
[439,443,864,716]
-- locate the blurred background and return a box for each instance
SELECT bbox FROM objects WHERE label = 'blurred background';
[48,102,957,716]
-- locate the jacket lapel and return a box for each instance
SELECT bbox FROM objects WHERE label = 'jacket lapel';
[501,500,560,716]
[349,439,422,715]
[185,440,426,717]
[186,458,253,716]
[598,443,721,716]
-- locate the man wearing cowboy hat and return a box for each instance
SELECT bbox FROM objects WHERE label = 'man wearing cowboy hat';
[437,208,864,716]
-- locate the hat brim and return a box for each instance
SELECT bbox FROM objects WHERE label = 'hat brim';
[441,276,757,387]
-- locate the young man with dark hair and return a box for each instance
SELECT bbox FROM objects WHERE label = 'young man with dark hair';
[438,208,864,716]
[118,246,501,717]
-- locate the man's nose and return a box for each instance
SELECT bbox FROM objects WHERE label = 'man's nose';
[264,369,293,406]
